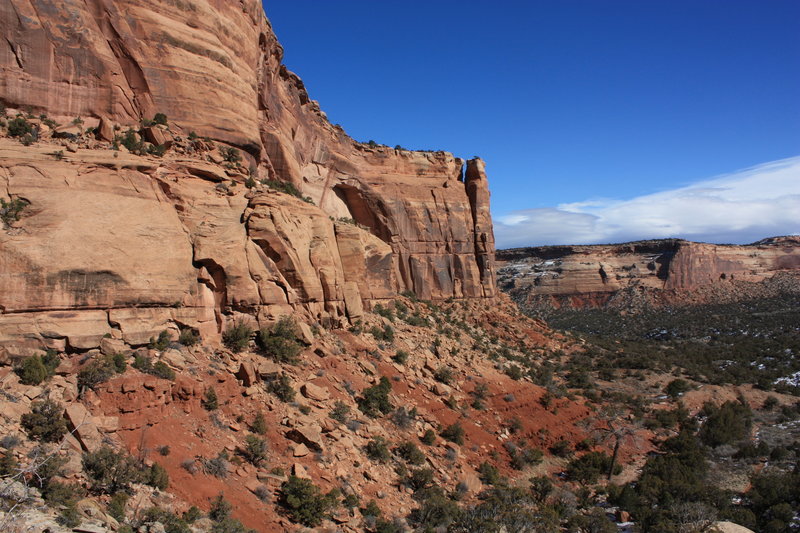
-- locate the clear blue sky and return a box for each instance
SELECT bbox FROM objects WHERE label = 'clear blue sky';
[264,1,800,247]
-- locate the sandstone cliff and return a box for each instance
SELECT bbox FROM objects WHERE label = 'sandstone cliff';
[0,0,495,350]
[497,237,800,310]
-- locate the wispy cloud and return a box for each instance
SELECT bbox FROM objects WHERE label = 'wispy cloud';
[494,156,800,248]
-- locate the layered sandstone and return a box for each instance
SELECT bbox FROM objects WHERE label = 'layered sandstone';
[497,237,800,309]
[0,0,495,349]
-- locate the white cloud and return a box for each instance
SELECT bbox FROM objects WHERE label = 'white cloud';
[495,156,800,248]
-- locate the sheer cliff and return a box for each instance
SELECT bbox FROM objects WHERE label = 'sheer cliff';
[0,0,495,350]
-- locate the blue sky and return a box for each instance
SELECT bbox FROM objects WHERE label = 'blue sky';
[264,1,800,247]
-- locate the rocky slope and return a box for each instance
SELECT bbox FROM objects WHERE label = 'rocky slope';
[497,237,800,311]
[0,0,495,352]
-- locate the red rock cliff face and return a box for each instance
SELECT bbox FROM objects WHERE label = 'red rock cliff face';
[497,237,800,309]
[0,0,495,350]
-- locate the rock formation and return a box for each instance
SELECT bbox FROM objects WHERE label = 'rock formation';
[0,0,495,350]
[497,237,800,310]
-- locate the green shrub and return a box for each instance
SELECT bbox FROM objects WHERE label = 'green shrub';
[82,446,142,494]
[392,350,408,364]
[178,328,200,346]
[420,429,437,446]
[241,435,267,466]
[203,387,219,410]
[119,128,144,154]
[1,197,28,227]
[108,492,130,522]
[78,353,125,391]
[395,441,426,465]
[664,378,691,398]
[369,324,395,343]
[278,475,340,527]
[149,330,173,351]
[7,116,32,137]
[478,461,502,485]
[222,322,252,352]
[266,373,295,402]
[329,401,350,424]
[405,468,435,492]
[434,366,454,385]
[361,499,381,517]
[147,463,169,490]
[21,399,67,442]
[0,451,18,476]
[141,507,192,533]
[15,351,60,385]
[699,399,752,447]
[365,437,391,463]
[258,317,302,364]
[150,360,176,380]
[221,146,241,164]
[440,422,465,445]
[251,412,267,435]
[357,376,393,417]
[566,451,619,484]
[153,113,168,126]
[549,439,572,457]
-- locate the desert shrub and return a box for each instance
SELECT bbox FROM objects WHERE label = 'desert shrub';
[147,462,169,490]
[183,506,202,522]
[664,378,691,398]
[440,422,465,445]
[78,353,125,391]
[357,376,393,417]
[251,412,267,435]
[149,330,172,351]
[567,451,619,484]
[699,399,752,447]
[420,429,437,446]
[153,113,168,126]
[7,116,32,137]
[763,396,779,410]
[365,437,392,463]
[119,129,143,153]
[278,475,340,527]
[390,406,417,428]
[203,387,219,410]
[150,360,176,380]
[178,328,200,346]
[409,486,461,529]
[434,366,454,385]
[140,507,191,533]
[0,451,18,476]
[370,323,395,342]
[478,461,502,485]
[15,351,60,385]
[504,365,523,380]
[395,441,426,465]
[744,470,800,533]
[221,146,241,164]
[258,316,302,363]
[509,446,544,470]
[222,322,252,352]
[405,467,435,492]
[241,435,267,466]
[202,452,230,479]
[392,350,408,364]
[266,373,295,402]
[329,401,350,424]
[1,197,28,226]
[373,303,395,321]
[83,446,142,494]
[361,499,381,517]
[21,399,67,442]
[549,439,572,457]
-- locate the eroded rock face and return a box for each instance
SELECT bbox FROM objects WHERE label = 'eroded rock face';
[0,1,496,348]
[497,237,800,309]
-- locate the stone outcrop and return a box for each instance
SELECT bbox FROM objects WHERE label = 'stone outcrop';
[497,237,800,309]
[0,0,496,349]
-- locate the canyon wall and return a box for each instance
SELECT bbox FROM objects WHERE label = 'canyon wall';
[0,0,495,350]
[497,237,800,309]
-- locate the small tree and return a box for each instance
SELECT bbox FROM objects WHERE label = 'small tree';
[357,376,393,417]
[278,475,340,527]
[258,316,302,364]
[21,399,67,442]
[82,446,142,494]
[440,422,465,445]
[241,435,268,466]
[222,322,252,353]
